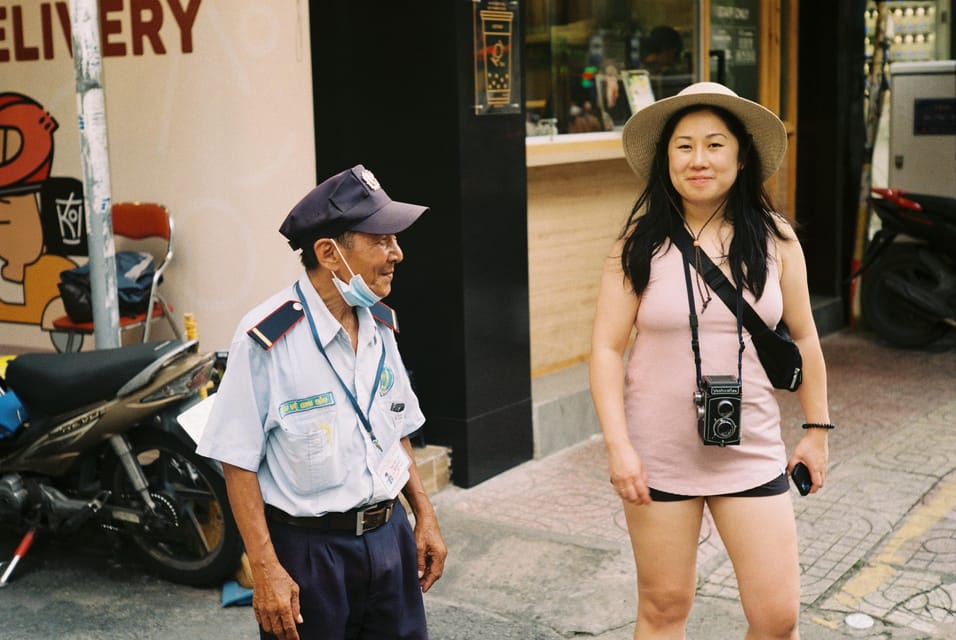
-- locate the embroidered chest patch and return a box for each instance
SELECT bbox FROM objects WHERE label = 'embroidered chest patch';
[279,392,335,417]
[378,366,395,396]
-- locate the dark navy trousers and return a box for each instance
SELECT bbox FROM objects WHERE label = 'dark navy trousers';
[261,501,428,640]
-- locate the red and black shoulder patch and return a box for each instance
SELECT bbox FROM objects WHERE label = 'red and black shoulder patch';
[247,301,304,350]
[370,301,399,333]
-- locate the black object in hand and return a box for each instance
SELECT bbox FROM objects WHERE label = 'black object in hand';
[791,462,812,496]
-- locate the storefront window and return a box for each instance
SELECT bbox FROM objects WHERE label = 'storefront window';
[525,0,698,137]
[709,0,761,101]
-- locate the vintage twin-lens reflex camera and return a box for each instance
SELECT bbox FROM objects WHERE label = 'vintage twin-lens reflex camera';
[694,375,742,446]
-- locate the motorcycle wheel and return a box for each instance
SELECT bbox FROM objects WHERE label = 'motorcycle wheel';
[108,427,242,586]
[861,245,949,348]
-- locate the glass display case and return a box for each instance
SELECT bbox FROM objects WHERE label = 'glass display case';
[524,0,698,137]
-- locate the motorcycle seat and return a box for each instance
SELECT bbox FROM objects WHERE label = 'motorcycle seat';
[908,193,956,223]
[4,340,186,417]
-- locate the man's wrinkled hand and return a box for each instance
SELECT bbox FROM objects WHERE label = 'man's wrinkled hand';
[253,563,303,640]
[414,515,447,593]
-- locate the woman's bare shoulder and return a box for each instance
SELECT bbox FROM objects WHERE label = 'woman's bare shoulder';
[771,213,799,241]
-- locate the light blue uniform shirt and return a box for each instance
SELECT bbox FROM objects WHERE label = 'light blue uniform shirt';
[197,273,425,517]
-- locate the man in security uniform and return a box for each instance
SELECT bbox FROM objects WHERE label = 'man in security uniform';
[197,165,446,640]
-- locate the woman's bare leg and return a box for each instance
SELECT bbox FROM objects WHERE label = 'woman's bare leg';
[623,498,706,639]
[707,493,801,640]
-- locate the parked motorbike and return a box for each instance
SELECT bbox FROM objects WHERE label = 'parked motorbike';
[854,188,956,347]
[0,339,241,586]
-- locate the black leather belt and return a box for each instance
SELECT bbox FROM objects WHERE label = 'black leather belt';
[264,500,395,536]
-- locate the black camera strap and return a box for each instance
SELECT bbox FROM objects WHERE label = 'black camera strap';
[670,228,779,343]
[674,230,744,389]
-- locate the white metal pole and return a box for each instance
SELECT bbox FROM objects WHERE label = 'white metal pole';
[71,0,120,349]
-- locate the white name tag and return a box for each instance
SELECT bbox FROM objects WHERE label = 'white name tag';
[375,440,411,495]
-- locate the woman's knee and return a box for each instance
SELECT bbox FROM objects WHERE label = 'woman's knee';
[745,599,799,639]
[637,584,695,627]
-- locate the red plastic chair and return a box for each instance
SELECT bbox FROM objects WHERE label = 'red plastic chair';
[50,202,182,352]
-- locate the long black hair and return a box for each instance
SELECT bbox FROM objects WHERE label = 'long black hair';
[620,104,788,299]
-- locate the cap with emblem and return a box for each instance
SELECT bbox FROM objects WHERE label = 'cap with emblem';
[279,165,429,250]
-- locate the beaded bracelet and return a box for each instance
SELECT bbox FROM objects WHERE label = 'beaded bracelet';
[802,423,836,430]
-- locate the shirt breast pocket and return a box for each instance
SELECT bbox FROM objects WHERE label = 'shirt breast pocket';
[382,401,407,434]
[273,406,346,494]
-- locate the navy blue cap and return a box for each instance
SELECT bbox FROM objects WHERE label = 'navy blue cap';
[279,165,428,250]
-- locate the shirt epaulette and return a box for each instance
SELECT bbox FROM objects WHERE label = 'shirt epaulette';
[370,301,399,333]
[247,301,304,350]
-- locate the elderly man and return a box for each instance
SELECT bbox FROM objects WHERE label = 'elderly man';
[197,165,446,640]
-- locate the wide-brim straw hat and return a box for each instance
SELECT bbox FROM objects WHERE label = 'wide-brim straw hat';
[622,82,787,193]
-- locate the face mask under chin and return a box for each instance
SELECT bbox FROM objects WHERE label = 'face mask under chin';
[330,241,383,308]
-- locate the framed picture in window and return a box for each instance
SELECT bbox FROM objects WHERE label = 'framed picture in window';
[595,71,632,127]
[622,70,656,114]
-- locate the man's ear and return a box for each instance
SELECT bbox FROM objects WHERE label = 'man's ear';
[313,238,340,270]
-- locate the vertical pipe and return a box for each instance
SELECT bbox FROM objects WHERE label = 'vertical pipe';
[71,0,120,349]
[850,0,890,324]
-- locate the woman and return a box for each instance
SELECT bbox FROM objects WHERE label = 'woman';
[590,82,832,639]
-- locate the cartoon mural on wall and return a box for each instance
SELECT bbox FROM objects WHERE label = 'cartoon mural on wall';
[2,2,318,353]
[0,92,85,343]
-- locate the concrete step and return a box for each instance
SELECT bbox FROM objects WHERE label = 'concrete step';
[413,444,452,496]
[532,361,600,460]
[811,295,845,337]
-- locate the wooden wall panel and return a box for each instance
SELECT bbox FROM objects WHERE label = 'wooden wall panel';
[527,159,637,375]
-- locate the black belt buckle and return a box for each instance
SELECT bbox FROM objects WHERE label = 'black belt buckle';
[355,500,394,536]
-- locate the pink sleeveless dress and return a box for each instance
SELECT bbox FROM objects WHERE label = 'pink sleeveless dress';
[623,240,787,495]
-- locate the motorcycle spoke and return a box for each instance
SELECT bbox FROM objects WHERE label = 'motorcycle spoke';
[169,485,215,503]
[183,504,214,554]
[168,478,226,556]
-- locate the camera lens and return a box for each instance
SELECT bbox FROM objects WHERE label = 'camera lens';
[717,399,735,417]
[714,417,736,439]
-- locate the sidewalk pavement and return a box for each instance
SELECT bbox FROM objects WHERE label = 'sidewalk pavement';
[422,328,956,639]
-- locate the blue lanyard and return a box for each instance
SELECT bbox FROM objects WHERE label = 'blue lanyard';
[294,282,386,451]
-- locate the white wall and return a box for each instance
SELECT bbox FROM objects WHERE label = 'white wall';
[0,0,314,351]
